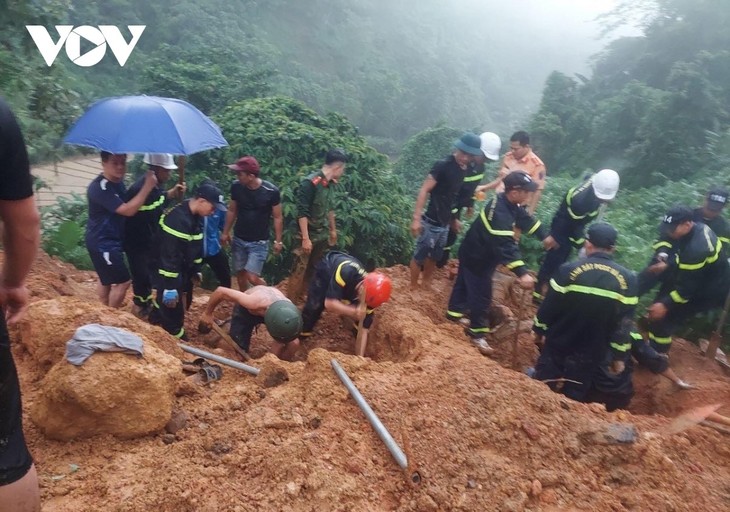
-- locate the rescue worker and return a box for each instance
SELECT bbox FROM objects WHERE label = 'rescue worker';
[536,330,693,412]
[410,132,483,290]
[447,171,549,356]
[638,187,730,297]
[535,169,620,301]
[437,131,501,268]
[300,251,392,353]
[533,222,638,407]
[287,149,348,302]
[123,153,185,318]
[200,286,302,361]
[155,183,227,339]
[645,205,730,353]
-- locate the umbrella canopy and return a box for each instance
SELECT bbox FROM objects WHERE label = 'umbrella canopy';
[63,95,228,155]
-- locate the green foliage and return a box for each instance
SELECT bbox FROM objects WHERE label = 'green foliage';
[530,0,730,188]
[41,194,93,270]
[198,96,412,284]
[391,126,463,196]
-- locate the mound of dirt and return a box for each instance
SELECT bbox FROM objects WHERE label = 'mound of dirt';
[10,254,730,511]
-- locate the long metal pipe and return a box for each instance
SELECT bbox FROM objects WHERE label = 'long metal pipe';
[179,343,260,376]
[330,358,408,469]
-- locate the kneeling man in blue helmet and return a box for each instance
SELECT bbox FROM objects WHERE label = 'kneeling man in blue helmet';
[200,286,303,361]
[533,223,638,411]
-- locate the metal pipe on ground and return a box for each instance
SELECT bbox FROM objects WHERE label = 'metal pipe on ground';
[331,359,421,483]
[179,343,260,376]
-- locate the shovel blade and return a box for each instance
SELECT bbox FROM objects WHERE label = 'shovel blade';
[666,403,723,435]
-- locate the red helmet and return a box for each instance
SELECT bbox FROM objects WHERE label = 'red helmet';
[363,272,392,308]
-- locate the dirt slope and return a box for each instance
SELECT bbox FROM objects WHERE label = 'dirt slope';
[11,254,730,511]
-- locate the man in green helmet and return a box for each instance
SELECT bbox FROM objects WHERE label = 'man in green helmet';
[199,286,302,361]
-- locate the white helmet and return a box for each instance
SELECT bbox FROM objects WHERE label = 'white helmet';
[592,169,620,200]
[479,132,501,161]
[143,153,178,170]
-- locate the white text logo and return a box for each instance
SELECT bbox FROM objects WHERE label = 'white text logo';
[26,25,145,67]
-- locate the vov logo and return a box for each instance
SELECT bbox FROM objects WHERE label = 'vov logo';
[26,25,146,67]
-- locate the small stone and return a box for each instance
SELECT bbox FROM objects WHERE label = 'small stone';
[467,479,477,489]
[580,423,637,445]
[257,389,267,399]
[560,400,571,411]
[521,422,540,440]
[165,410,189,434]
[309,416,322,429]
[534,469,561,487]
[501,491,528,512]
[161,433,176,444]
[230,399,243,411]
[285,482,300,496]
[208,440,232,455]
[530,479,542,497]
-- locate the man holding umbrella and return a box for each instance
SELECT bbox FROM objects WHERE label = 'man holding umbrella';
[66,95,230,309]
[85,152,158,308]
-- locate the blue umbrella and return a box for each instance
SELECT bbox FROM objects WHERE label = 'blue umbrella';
[63,95,228,155]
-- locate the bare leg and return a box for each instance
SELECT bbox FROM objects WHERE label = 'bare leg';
[235,272,248,291]
[97,281,111,305]
[0,463,41,512]
[108,280,131,308]
[422,258,436,290]
[245,271,266,287]
[271,339,300,361]
[409,259,421,290]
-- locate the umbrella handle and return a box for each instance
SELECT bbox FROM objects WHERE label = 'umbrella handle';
[178,156,186,185]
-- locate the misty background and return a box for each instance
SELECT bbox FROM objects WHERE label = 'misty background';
[3,0,634,160]
[6,0,730,308]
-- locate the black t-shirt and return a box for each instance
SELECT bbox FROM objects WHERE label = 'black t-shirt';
[0,97,33,349]
[424,155,466,227]
[0,98,33,202]
[231,180,281,241]
[85,174,126,250]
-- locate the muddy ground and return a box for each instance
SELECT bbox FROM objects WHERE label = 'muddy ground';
[10,252,730,511]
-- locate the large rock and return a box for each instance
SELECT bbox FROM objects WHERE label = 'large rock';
[16,296,182,369]
[30,344,183,440]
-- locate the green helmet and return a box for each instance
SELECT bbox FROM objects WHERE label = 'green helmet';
[264,300,302,343]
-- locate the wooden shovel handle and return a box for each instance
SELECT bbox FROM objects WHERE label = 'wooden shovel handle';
[210,321,250,361]
[177,155,186,185]
[354,288,368,357]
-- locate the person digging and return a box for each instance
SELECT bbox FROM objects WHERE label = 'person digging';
[199,286,302,361]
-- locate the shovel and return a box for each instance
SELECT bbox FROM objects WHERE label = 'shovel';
[354,287,368,357]
[201,320,251,362]
[665,403,730,434]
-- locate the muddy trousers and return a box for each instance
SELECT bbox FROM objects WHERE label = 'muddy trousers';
[300,260,330,337]
[203,251,231,289]
[126,246,155,308]
[229,306,264,352]
[648,292,727,353]
[154,281,192,339]
[0,320,33,485]
[436,228,458,268]
[447,262,495,338]
[536,234,572,295]
[287,238,329,303]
